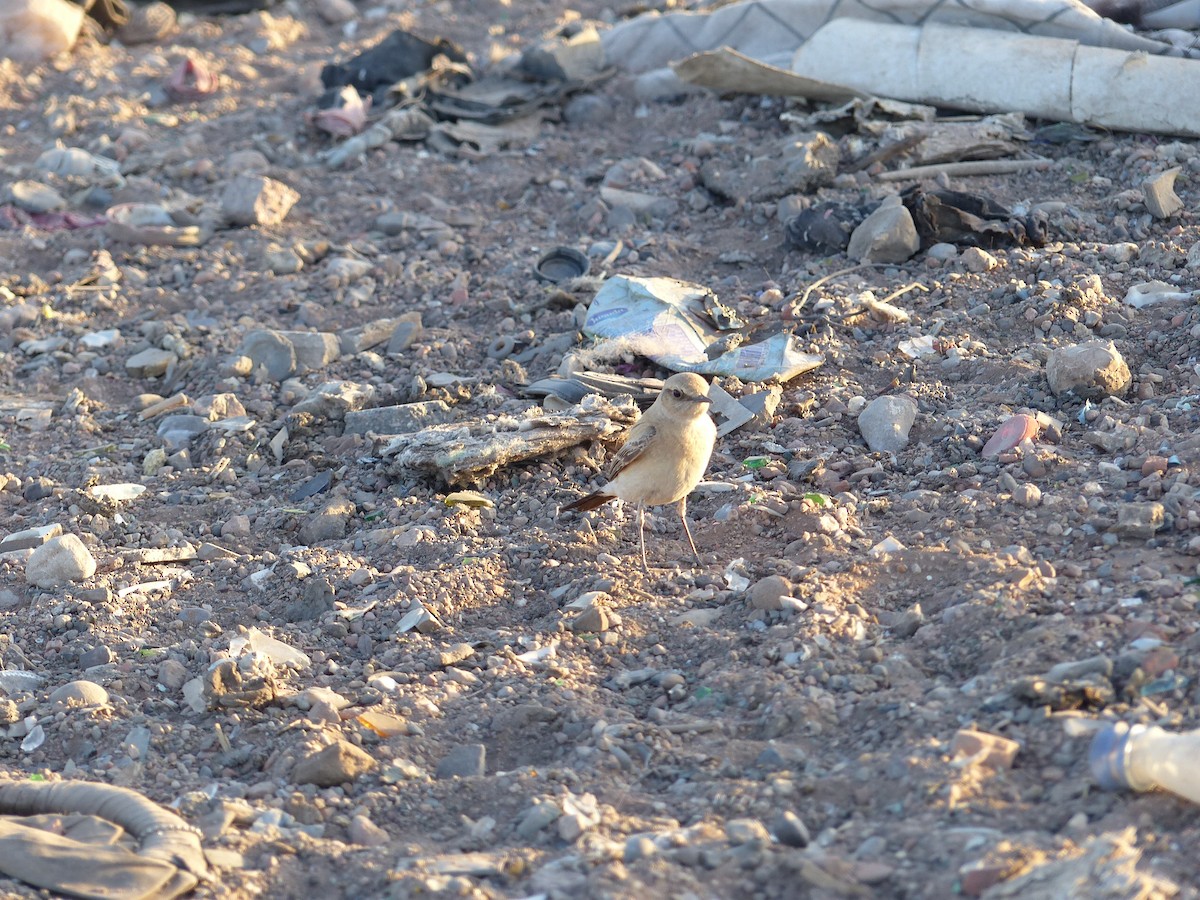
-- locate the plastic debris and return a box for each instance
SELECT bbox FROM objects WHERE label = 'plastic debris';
[444,491,494,509]
[1092,721,1200,803]
[582,276,823,382]
[982,414,1041,458]
[228,627,311,669]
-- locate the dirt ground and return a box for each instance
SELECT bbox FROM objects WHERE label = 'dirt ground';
[1,1,1199,897]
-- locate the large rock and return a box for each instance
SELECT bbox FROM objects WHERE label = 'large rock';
[435,743,486,779]
[298,498,354,545]
[292,740,375,786]
[749,575,793,611]
[125,347,176,378]
[847,196,919,263]
[26,534,96,588]
[1046,341,1131,399]
[1143,167,1183,219]
[222,175,299,226]
[857,395,917,453]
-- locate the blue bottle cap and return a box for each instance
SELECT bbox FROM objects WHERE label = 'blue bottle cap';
[1089,721,1133,791]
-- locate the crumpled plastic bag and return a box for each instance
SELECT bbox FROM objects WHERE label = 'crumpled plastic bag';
[583,275,823,382]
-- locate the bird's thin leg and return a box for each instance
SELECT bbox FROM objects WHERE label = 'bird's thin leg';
[677,497,701,565]
[638,503,649,573]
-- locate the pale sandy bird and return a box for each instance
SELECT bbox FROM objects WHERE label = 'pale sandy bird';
[563,372,717,572]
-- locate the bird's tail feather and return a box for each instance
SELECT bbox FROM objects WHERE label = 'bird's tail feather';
[562,492,614,513]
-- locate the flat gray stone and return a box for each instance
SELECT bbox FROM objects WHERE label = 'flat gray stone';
[343,400,452,435]
[157,415,210,451]
[278,331,340,373]
[240,330,297,381]
[857,395,917,453]
[125,347,177,378]
[0,523,62,553]
[222,175,300,226]
[435,743,486,779]
[848,197,919,263]
[79,645,114,668]
[386,317,423,354]
[292,740,375,786]
[297,498,354,545]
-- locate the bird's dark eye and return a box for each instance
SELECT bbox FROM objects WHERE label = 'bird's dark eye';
[671,389,682,398]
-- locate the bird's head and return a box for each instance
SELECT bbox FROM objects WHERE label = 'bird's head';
[660,372,713,418]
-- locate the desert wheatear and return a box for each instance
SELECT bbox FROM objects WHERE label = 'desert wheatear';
[563,372,717,571]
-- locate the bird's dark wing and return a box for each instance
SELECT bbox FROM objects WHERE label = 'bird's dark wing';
[607,423,656,478]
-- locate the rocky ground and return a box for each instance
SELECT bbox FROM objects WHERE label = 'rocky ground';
[1,1,1200,897]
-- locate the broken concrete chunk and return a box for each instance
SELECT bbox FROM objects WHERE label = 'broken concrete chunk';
[222,175,300,226]
[339,318,398,355]
[0,523,63,554]
[741,385,782,424]
[239,330,296,381]
[1046,340,1131,399]
[396,601,442,634]
[1143,167,1183,219]
[125,347,177,378]
[382,394,638,486]
[951,728,1019,769]
[344,400,453,436]
[195,393,246,421]
[1112,502,1165,540]
[278,331,340,373]
[291,381,376,420]
[701,132,839,202]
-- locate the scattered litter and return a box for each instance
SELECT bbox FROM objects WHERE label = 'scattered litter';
[106,203,205,247]
[229,627,310,669]
[605,3,1200,137]
[582,276,823,382]
[1124,280,1200,308]
[382,393,638,486]
[903,186,1049,250]
[1092,722,1200,803]
[165,57,219,102]
[444,491,494,509]
[982,414,1041,458]
[535,246,590,283]
[308,84,371,137]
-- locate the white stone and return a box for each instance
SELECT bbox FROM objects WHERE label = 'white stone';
[26,534,96,588]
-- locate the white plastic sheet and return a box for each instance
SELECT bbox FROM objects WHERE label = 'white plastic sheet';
[583,275,824,382]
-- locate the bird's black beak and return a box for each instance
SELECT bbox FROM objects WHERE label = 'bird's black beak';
[696,394,713,405]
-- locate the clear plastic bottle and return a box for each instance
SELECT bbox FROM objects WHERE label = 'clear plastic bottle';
[1090,722,1200,804]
